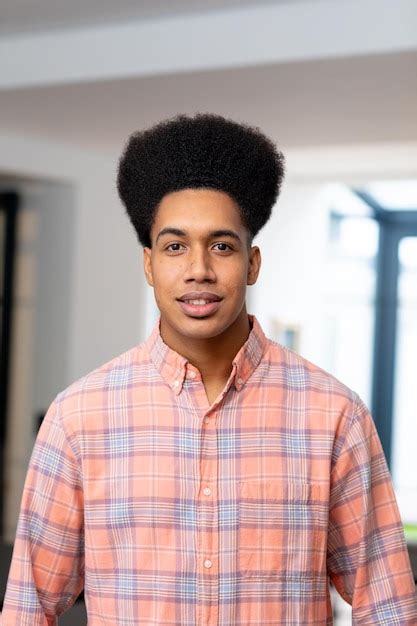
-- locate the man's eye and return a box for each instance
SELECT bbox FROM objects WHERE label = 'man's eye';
[213,243,232,252]
[166,243,184,252]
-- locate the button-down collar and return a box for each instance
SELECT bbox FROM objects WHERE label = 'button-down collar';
[145,314,268,394]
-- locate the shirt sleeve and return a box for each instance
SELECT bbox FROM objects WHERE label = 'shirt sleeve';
[1,398,84,626]
[327,394,417,624]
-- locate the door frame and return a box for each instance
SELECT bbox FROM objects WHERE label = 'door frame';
[357,197,417,467]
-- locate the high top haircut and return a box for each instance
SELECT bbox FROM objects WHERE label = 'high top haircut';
[117,112,285,248]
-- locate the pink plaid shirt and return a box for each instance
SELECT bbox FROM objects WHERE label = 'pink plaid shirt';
[2,316,416,624]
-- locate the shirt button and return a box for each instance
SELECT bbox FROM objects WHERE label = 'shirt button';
[237,377,244,385]
[188,371,196,379]
[172,380,180,388]
[204,559,212,569]
[203,487,211,496]
[203,417,210,424]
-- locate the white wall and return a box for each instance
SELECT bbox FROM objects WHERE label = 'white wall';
[0,131,147,380]
[0,132,147,539]
[250,142,417,375]
[251,181,328,359]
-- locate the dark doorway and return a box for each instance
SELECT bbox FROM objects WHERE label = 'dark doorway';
[0,191,19,541]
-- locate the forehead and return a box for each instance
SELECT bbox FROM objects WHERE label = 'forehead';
[152,188,245,233]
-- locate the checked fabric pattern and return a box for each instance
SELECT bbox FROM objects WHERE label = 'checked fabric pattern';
[2,316,416,624]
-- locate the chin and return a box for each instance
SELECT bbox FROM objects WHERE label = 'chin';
[179,316,233,340]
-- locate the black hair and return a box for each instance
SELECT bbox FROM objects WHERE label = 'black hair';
[117,112,285,248]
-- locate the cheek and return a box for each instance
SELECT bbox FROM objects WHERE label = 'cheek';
[153,262,183,292]
[228,264,249,288]
[225,278,248,303]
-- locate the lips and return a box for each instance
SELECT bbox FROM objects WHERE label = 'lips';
[177,292,222,318]
[178,292,222,303]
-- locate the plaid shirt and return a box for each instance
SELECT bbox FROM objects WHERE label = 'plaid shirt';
[2,315,416,625]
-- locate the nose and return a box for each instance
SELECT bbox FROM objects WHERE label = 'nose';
[183,246,216,283]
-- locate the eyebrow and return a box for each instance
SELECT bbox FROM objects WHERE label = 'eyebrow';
[156,228,186,242]
[155,227,242,243]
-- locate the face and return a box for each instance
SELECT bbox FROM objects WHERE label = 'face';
[143,188,261,351]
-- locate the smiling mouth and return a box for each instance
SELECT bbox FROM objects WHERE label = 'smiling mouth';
[177,295,223,318]
[182,298,216,305]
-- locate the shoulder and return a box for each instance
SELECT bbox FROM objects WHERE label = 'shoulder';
[262,338,371,450]
[50,341,151,424]
[266,338,355,395]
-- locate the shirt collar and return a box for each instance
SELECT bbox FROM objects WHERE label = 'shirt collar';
[145,314,268,395]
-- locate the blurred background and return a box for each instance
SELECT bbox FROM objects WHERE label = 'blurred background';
[0,0,416,623]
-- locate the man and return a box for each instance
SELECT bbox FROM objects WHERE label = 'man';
[2,113,416,624]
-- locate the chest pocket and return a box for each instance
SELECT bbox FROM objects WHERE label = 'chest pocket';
[238,480,323,578]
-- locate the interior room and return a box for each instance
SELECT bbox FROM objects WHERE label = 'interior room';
[1,1,416,623]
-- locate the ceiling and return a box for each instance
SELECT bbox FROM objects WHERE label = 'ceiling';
[0,50,415,154]
[0,0,305,35]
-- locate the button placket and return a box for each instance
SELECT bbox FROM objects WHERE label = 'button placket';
[197,411,219,625]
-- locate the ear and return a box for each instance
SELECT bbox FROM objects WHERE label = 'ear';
[143,247,154,287]
[247,246,261,286]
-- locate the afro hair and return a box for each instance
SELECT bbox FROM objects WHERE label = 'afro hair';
[117,112,285,248]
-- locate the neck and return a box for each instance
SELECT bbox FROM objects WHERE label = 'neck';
[161,311,251,382]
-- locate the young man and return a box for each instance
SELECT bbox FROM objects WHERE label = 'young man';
[2,113,416,625]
